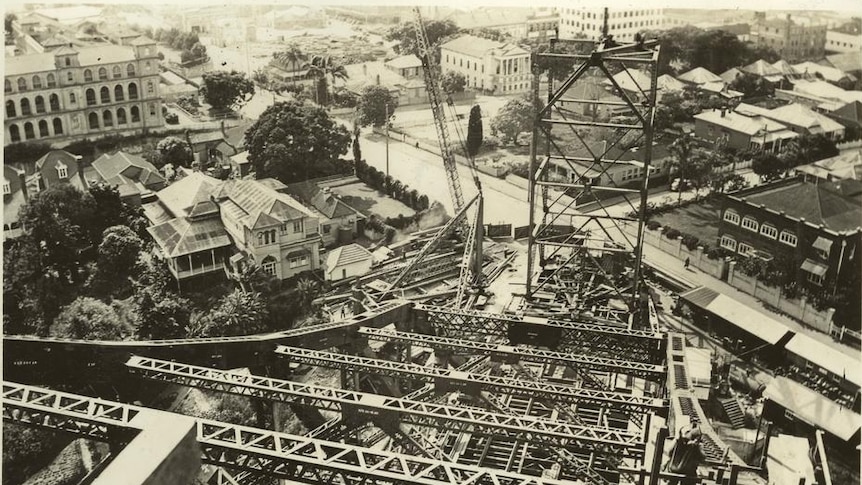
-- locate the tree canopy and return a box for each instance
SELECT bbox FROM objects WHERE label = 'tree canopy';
[155,136,192,168]
[245,101,351,183]
[49,297,131,340]
[132,257,192,340]
[356,85,399,128]
[385,19,461,58]
[466,105,483,157]
[188,289,269,337]
[440,71,466,94]
[490,98,534,145]
[200,70,255,111]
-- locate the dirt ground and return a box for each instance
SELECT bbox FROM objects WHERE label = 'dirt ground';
[329,182,416,219]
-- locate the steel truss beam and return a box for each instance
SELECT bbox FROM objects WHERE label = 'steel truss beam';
[0,382,588,485]
[415,304,665,363]
[275,346,664,413]
[125,356,645,458]
[358,327,666,380]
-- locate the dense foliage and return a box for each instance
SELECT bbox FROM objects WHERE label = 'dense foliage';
[200,70,255,111]
[385,19,461,58]
[490,98,534,145]
[356,85,399,128]
[466,105,483,157]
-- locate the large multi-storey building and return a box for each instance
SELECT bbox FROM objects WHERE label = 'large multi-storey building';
[750,13,827,62]
[4,37,163,146]
[439,35,530,95]
[558,7,665,42]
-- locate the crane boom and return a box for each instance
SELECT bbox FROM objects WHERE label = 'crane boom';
[411,7,465,211]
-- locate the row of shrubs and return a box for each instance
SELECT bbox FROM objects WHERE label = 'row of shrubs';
[355,159,432,212]
[644,220,733,261]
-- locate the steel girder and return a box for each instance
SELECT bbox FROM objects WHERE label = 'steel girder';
[125,356,644,458]
[275,346,664,414]
[358,327,666,381]
[416,304,665,363]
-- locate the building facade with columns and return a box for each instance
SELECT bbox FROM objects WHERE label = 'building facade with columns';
[440,35,530,95]
[4,37,163,146]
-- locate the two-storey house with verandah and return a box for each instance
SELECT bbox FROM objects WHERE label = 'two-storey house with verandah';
[4,36,163,146]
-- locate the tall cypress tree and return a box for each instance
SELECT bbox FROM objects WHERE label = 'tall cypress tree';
[466,105,483,157]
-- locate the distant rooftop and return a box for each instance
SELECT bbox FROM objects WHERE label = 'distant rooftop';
[440,34,527,59]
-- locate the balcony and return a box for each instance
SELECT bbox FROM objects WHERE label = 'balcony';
[175,262,225,279]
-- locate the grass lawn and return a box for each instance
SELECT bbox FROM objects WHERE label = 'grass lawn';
[650,198,722,247]
[329,182,416,219]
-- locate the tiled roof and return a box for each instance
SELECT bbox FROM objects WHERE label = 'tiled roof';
[386,54,423,70]
[441,35,527,59]
[677,67,721,85]
[147,216,232,258]
[742,178,862,233]
[326,243,372,270]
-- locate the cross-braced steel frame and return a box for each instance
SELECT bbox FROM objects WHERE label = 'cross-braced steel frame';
[525,35,660,330]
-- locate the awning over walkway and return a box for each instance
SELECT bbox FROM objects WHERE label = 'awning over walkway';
[765,376,861,442]
[800,258,828,276]
[784,333,862,388]
[679,287,794,345]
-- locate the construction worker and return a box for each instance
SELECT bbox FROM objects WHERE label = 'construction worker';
[664,420,706,484]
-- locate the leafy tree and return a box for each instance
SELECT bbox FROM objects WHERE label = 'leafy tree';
[92,225,143,295]
[440,71,466,94]
[251,68,269,88]
[245,101,351,183]
[490,98,534,145]
[4,141,53,166]
[89,183,149,241]
[200,70,255,111]
[188,289,269,337]
[729,71,774,99]
[50,297,131,340]
[779,133,839,168]
[132,257,191,339]
[466,105,483,157]
[385,19,461,57]
[527,36,592,81]
[470,28,511,42]
[356,85,398,128]
[156,136,192,167]
[752,151,785,182]
[297,278,321,313]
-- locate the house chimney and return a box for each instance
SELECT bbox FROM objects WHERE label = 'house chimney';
[18,170,28,202]
[75,155,86,188]
[376,74,380,85]
[721,108,726,118]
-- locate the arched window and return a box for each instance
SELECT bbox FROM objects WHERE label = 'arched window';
[98,67,108,80]
[117,107,127,125]
[38,120,49,137]
[9,125,20,143]
[4,80,11,93]
[32,75,42,89]
[24,122,35,139]
[70,92,76,104]
[88,112,99,129]
[127,63,136,77]
[113,65,121,78]
[86,88,96,106]
[53,118,63,135]
[103,110,113,127]
[46,73,56,88]
[100,86,110,103]
[131,106,140,122]
[114,84,124,101]
[6,100,16,118]
[17,77,27,91]
[49,93,60,111]
[34,96,45,114]
[20,98,31,116]
[84,69,93,82]
[128,82,138,100]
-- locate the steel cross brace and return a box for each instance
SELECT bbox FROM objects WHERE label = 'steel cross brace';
[125,356,645,458]
[358,327,666,380]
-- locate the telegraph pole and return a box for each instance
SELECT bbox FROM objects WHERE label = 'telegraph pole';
[385,102,390,194]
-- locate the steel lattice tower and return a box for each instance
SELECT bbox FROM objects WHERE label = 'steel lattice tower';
[525,25,660,329]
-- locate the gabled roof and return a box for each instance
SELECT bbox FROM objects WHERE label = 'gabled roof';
[769,103,845,133]
[604,69,652,94]
[385,54,423,70]
[694,110,790,136]
[147,216,232,258]
[677,67,721,85]
[92,151,164,189]
[829,100,862,125]
[326,243,373,270]
[215,179,316,230]
[155,171,221,219]
[796,149,862,181]
[440,35,527,59]
[719,67,743,84]
[312,189,361,219]
[188,131,226,146]
[658,74,685,92]
[742,178,862,232]
[772,59,800,77]
[792,80,862,104]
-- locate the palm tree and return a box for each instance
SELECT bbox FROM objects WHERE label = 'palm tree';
[668,134,695,206]
[297,278,320,313]
[305,55,349,107]
[273,45,306,89]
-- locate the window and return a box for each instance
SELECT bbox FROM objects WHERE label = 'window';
[65,57,71,67]
[67,72,73,82]
[9,125,20,143]
[53,118,63,134]
[6,100,16,118]
[322,224,331,234]
[17,78,27,91]
[720,235,737,251]
[127,63,136,77]
[131,106,140,122]
[808,271,824,286]
[98,67,108,81]
[88,112,99,129]
[57,163,68,179]
[289,254,309,269]
[103,110,113,127]
[100,86,111,103]
[262,260,277,276]
[70,93,76,104]
[293,220,303,233]
[113,66,121,78]
[86,89,96,106]
[741,216,758,232]
[779,230,797,247]
[128,83,138,100]
[20,98,31,116]
[38,120,49,137]
[4,80,11,93]
[114,85,124,101]
[35,96,45,114]
[760,224,778,239]
[84,69,93,82]
[3,179,9,195]
[149,103,156,117]
[738,242,754,256]
[47,74,56,88]
[117,108,126,125]
[147,81,154,95]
